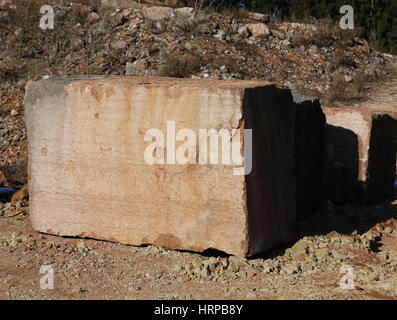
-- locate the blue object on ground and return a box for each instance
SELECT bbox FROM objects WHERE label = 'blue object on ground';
[0,187,18,203]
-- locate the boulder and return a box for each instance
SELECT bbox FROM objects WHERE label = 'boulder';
[246,23,271,38]
[173,7,195,19]
[247,12,271,22]
[24,77,296,256]
[100,0,140,9]
[141,6,174,20]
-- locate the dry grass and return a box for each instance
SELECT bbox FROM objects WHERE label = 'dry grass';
[160,53,202,78]
[328,74,348,102]
[173,16,200,35]
[328,73,368,104]
[333,47,357,68]
[293,18,337,48]
[293,17,365,50]
[0,62,23,83]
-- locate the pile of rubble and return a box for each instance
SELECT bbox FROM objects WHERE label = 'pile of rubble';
[0,1,393,186]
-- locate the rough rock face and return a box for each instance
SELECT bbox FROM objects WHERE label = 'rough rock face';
[323,107,397,204]
[293,95,325,220]
[100,0,182,9]
[24,77,296,256]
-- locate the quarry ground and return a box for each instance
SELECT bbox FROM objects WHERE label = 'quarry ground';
[348,57,397,113]
[1,198,397,300]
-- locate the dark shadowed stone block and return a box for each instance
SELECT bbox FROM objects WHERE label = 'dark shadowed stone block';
[293,94,326,220]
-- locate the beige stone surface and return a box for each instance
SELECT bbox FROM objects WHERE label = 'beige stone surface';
[24,77,296,256]
[323,107,397,204]
[323,107,373,183]
[141,6,174,20]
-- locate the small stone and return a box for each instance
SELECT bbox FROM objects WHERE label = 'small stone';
[111,41,127,50]
[340,237,354,246]
[173,265,181,273]
[200,265,210,277]
[238,25,250,38]
[125,62,134,76]
[232,23,239,33]
[331,249,344,261]
[193,266,201,275]
[280,39,292,48]
[228,256,244,273]
[185,263,194,274]
[87,12,100,22]
[282,262,300,275]
[300,262,314,272]
[0,129,8,137]
[77,241,90,254]
[128,284,141,292]
[214,30,226,41]
[313,248,329,262]
[11,109,19,116]
[383,226,392,234]
[125,59,149,76]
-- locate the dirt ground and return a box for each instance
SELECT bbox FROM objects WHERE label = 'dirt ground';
[349,56,397,113]
[1,196,396,300]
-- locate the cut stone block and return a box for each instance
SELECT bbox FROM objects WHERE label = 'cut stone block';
[323,107,397,204]
[323,124,359,204]
[293,95,326,219]
[24,77,296,256]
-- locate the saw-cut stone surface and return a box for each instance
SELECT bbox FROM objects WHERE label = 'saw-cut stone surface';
[293,95,325,220]
[323,107,397,204]
[24,76,296,256]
